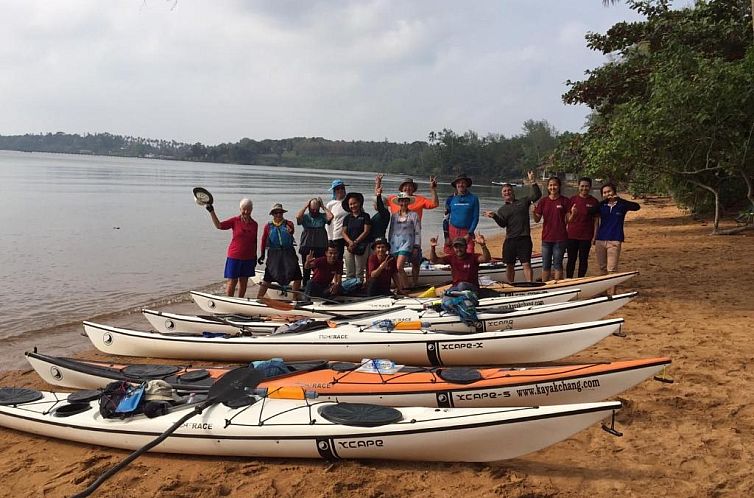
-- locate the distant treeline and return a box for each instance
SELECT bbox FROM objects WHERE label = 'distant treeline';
[0,119,567,181]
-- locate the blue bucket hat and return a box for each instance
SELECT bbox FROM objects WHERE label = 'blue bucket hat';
[328,179,348,191]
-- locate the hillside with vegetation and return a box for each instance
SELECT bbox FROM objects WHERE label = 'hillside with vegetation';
[0,119,564,182]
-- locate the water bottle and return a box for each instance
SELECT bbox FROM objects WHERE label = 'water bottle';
[371,359,395,372]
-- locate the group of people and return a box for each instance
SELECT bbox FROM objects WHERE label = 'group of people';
[204,171,639,299]
[485,173,640,293]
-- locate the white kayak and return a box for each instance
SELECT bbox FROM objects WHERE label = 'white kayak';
[0,388,620,462]
[351,292,637,333]
[474,271,638,300]
[82,318,624,365]
[189,287,581,319]
[142,308,291,336]
[415,257,545,286]
[150,292,634,335]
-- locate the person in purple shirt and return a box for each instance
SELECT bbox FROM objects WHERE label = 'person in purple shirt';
[593,182,641,295]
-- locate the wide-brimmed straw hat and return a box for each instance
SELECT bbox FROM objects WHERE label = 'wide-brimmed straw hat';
[342,192,365,211]
[390,191,416,206]
[451,173,473,188]
[144,380,181,402]
[269,203,288,215]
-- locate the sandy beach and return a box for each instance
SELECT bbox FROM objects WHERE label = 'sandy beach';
[1,197,753,497]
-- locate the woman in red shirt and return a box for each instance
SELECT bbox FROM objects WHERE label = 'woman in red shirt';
[533,177,573,281]
[206,198,258,297]
[566,177,600,278]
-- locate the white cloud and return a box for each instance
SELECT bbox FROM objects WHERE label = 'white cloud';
[0,0,645,143]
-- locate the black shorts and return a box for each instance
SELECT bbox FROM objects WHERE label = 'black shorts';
[502,236,533,265]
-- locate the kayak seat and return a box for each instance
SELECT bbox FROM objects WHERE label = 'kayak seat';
[437,368,483,384]
[0,387,44,405]
[67,390,103,403]
[330,362,359,372]
[285,360,329,373]
[223,395,258,409]
[53,403,92,417]
[320,403,403,427]
[122,364,180,378]
[177,370,211,383]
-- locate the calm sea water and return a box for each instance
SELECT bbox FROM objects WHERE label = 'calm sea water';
[0,150,514,343]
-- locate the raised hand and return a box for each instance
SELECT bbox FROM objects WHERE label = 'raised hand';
[305,250,315,264]
[429,175,438,189]
[475,233,486,246]
[527,171,535,183]
[375,174,384,187]
[429,236,438,247]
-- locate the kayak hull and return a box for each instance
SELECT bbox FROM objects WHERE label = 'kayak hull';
[351,292,637,333]
[82,319,624,365]
[0,392,620,462]
[26,351,670,408]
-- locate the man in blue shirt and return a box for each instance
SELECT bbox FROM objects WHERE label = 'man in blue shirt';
[445,173,480,255]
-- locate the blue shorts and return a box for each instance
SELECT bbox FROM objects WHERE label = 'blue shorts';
[541,241,567,271]
[224,258,256,279]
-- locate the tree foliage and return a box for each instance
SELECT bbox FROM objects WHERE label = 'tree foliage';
[557,0,754,232]
[0,119,564,182]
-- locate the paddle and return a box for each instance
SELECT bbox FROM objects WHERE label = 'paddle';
[73,367,264,498]
[263,282,343,305]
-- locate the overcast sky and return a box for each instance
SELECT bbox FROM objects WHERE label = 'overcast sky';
[0,1,647,144]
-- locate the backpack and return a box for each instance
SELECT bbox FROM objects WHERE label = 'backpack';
[441,290,480,325]
[99,381,146,419]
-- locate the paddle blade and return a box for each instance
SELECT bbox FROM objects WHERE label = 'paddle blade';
[416,286,436,298]
[259,297,296,312]
[209,367,265,404]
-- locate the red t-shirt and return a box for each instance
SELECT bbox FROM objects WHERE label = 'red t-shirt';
[444,253,481,288]
[534,195,571,242]
[367,254,397,289]
[219,216,258,260]
[310,257,343,287]
[567,194,599,240]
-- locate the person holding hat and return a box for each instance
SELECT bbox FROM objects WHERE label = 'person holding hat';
[366,237,403,296]
[385,176,439,220]
[295,197,333,285]
[385,175,438,286]
[341,191,372,282]
[325,179,349,260]
[445,173,480,255]
[388,192,421,291]
[483,171,541,283]
[256,203,302,298]
[303,241,343,298]
[206,197,258,298]
[429,233,491,291]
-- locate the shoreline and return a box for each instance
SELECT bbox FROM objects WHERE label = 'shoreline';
[1,198,753,497]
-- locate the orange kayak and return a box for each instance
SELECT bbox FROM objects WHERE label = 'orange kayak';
[27,351,670,408]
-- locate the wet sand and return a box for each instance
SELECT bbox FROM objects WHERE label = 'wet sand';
[1,198,753,497]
